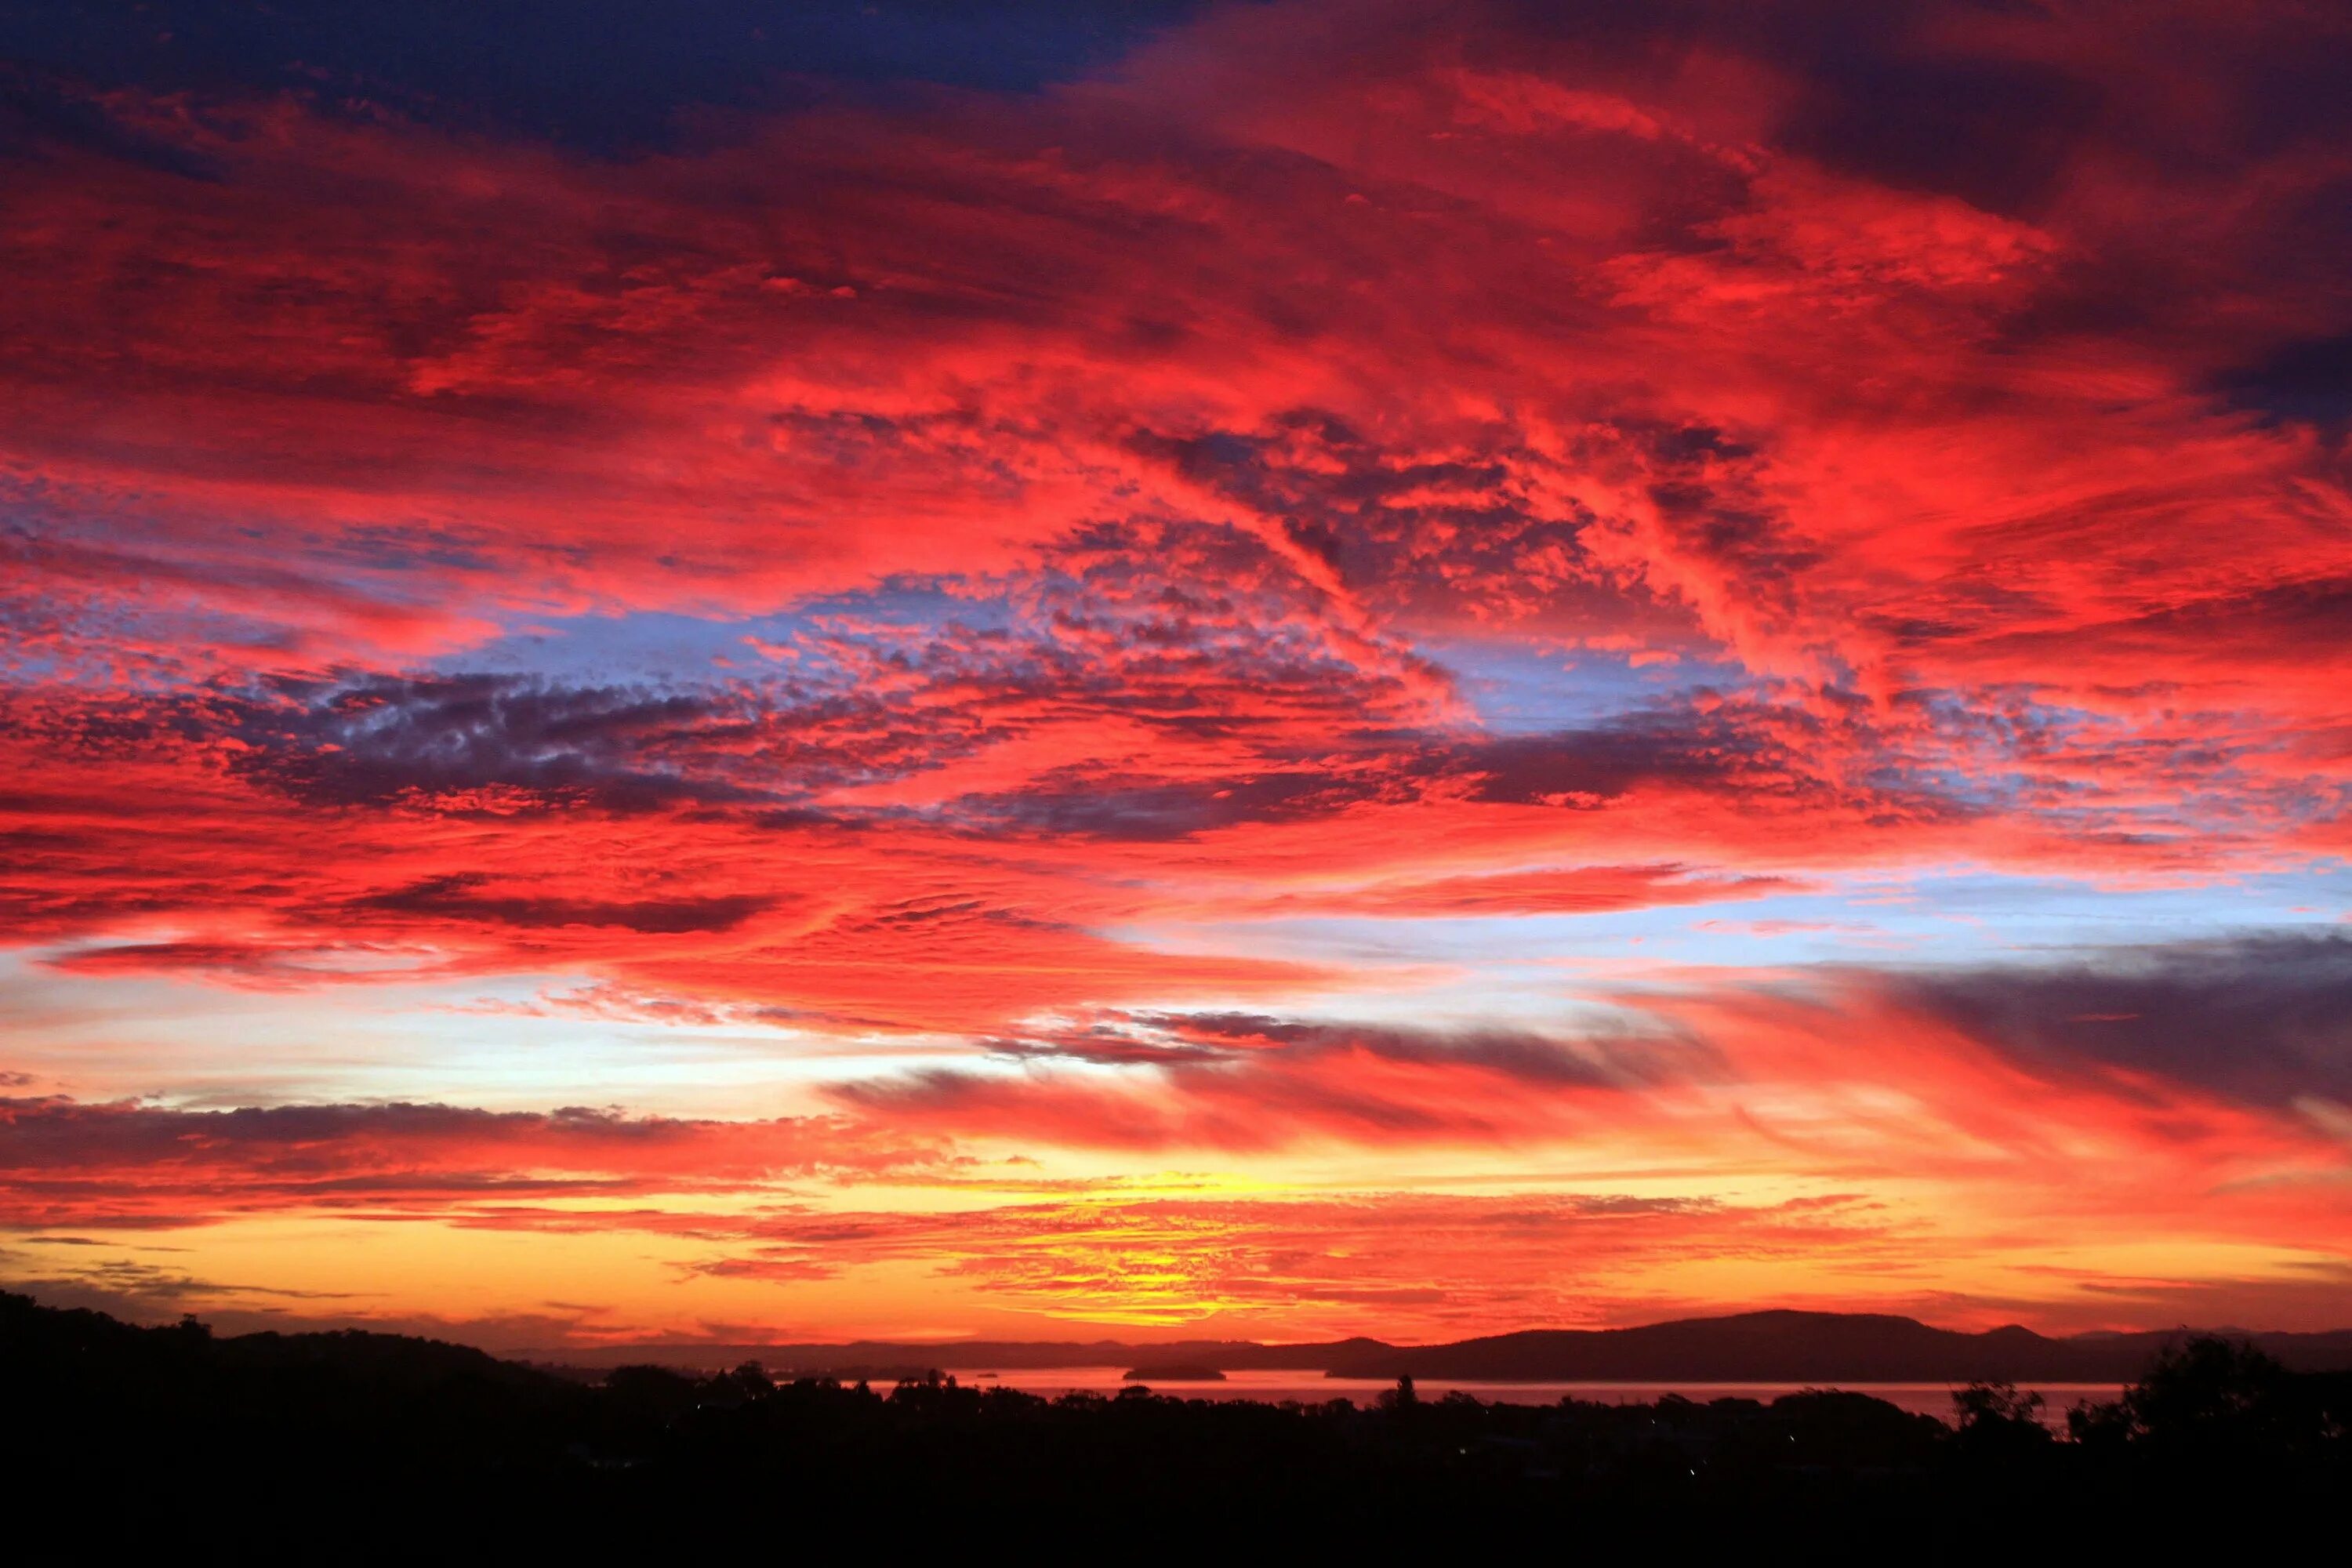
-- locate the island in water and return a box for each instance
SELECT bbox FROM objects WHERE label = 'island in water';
[1123,1363,1227,1382]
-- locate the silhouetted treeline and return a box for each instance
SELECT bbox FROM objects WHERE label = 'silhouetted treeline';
[5,1292,2346,1558]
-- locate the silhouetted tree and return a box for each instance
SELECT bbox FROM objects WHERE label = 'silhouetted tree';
[605,1363,700,1422]
[1953,1381,2041,1425]
[2090,1335,2313,1461]
[1951,1381,2053,1458]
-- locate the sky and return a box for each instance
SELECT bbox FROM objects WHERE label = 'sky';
[2,0,2350,1351]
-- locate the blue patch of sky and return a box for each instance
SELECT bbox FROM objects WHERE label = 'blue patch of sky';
[2,487,509,691]
[1121,862,2352,981]
[1414,633,1751,734]
[441,579,1016,688]
[0,949,938,1116]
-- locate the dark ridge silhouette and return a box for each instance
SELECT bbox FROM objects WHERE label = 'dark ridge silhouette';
[1322,1308,2352,1381]
[524,1310,2352,1381]
[7,1290,2347,1554]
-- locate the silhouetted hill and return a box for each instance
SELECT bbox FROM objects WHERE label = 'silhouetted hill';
[1322,1310,2352,1381]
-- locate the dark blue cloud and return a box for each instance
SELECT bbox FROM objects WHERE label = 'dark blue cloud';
[0,1,1203,152]
[2211,332,2352,433]
[1876,932,2352,1110]
[351,873,771,933]
[220,672,761,810]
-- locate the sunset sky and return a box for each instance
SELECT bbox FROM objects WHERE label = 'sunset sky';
[4,0,2350,1351]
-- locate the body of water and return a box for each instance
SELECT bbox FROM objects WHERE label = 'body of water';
[944,1367,2119,1427]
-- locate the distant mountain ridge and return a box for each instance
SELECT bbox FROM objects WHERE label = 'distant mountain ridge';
[1319,1311,2352,1382]
[533,1310,2352,1382]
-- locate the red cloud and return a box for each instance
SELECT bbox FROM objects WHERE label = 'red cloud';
[4,1,2350,1338]
[1261,864,1804,918]
[0,1097,946,1229]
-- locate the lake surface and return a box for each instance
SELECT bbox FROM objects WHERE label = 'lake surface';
[945,1367,2120,1427]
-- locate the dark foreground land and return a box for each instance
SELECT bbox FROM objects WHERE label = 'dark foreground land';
[6,1291,2347,1558]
